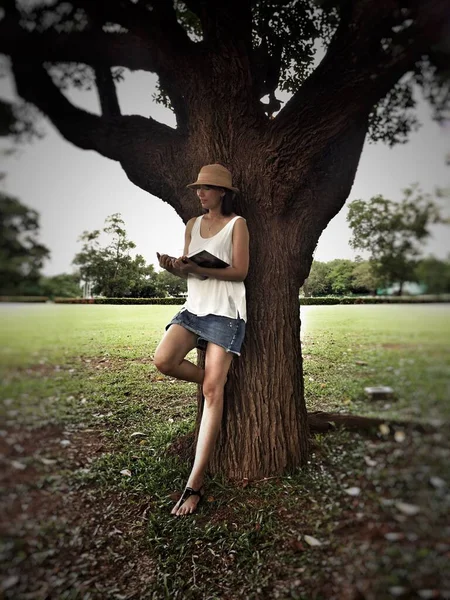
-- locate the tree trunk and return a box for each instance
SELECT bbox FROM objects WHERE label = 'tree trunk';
[196,216,309,480]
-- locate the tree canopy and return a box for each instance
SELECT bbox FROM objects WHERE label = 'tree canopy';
[0,0,449,153]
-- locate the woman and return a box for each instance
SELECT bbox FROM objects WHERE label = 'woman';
[154,164,249,517]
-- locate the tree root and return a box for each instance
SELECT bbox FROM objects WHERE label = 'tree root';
[167,412,437,461]
[307,411,433,434]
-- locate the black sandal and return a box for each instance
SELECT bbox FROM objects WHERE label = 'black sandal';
[175,486,204,512]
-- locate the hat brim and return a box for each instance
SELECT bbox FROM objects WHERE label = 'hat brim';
[186,182,239,194]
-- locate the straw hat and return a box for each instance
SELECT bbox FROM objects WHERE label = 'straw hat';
[187,164,239,193]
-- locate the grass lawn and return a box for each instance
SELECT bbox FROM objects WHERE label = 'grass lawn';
[0,304,449,599]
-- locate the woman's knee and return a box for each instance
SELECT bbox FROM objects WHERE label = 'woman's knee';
[202,380,225,402]
[153,352,176,375]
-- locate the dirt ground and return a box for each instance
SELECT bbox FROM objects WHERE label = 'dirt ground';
[1,423,449,600]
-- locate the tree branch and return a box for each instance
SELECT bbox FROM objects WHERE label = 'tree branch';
[0,24,157,72]
[72,0,195,68]
[11,58,180,159]
[94,66,121,118]
[183,0,253,51]
[272,0,450,165]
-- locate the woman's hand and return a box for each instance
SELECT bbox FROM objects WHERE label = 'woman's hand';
[173,256,199,275]
[156,252,175,272]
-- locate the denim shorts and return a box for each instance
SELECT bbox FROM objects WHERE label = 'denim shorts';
[166,309,246,356]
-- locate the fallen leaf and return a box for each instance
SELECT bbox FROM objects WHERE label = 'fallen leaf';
[304,535,322,547]
[395,501,420,516]
[429,476,445,489]
[207,496,215,503]
[120,469,132,477]
[394,430,406,443]
[289,539,306,552]
[139,440,147,446]
[355,360,368,366]
[418,590,439,599]
[130,432,146,438]
[39,457,57,466]
[10,460,26,470]
[380,497,394,506]
[379,423,390,436]
[344,486,361,496]
[1,575,19,592]
[389,587,409,597]
[384,532,404,541]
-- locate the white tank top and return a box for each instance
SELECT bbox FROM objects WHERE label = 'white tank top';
[183,215,247,322]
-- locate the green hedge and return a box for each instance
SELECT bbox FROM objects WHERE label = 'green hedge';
[54,297,186,305]
[3,295,448,305]
[299,295,450,305]
[50,295,450,305]
[0,296,49,303]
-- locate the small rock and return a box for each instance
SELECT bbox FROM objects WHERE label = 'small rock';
[60,439,71,447]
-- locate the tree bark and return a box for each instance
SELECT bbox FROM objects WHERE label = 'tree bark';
[206,226,309,479]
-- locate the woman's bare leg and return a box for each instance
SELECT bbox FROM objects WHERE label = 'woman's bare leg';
[172,343,233,516]
[153,324,204,384]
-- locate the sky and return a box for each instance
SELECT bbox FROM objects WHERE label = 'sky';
[0,69,449,277]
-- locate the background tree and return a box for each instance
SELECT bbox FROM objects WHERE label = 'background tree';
[0,191,50,295]
[39,272,81,298]
[73,213,158,297]
[303,261,332,297]
[156,269,188,297]
[328,259,355,295]
[351,260,380,295]
[347,184,448,295]
[415,256,450,294]
[1,0,449,478]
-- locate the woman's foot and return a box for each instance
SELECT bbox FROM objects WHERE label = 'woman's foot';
[171,484,204,516]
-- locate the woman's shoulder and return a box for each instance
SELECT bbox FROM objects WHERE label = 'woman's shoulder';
[232,214,247,225]
[186,215,200,228]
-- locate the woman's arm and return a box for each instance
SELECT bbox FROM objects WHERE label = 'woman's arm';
[174,218,250,282]
[157,218,196,280]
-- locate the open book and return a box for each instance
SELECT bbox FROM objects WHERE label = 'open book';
[188,249,230,269]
